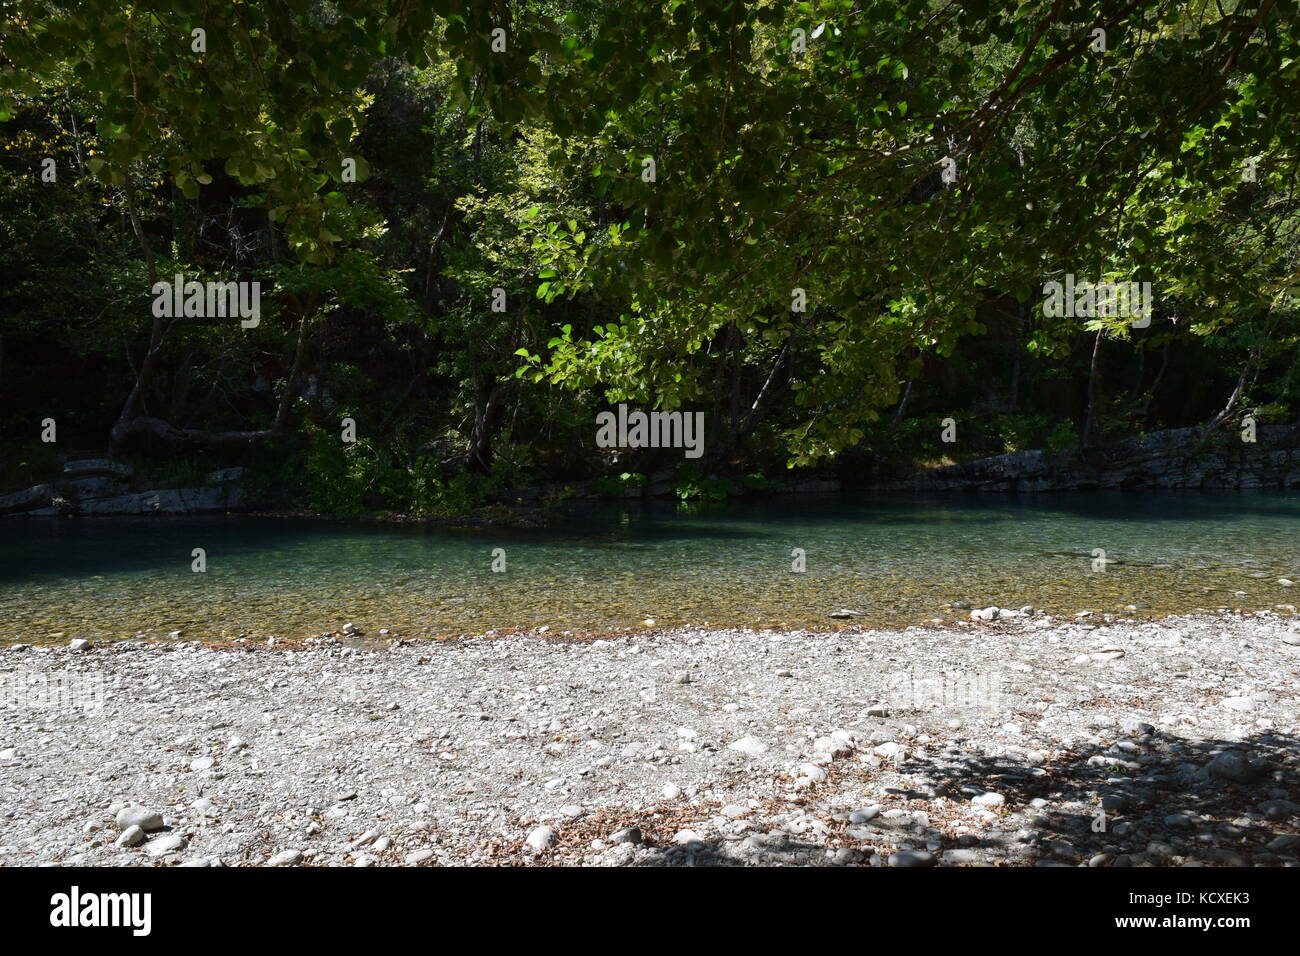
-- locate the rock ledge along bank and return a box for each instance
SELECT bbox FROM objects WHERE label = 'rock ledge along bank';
[1,612,1298,867]
[864,424,1300,491]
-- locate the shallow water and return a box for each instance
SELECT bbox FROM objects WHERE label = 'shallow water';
[1,492,1298,643]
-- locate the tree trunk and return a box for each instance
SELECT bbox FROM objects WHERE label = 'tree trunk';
[727,322,743,451]
[1202,349,1259,438]
[742,338,791,436]
[110,186,166,453]
[1137,342,1170,419]
[68,110,107,258]
[1081,331,1104,451]
[467,377,505,474]
[888,379,914,432]
[1005,300,1024,413]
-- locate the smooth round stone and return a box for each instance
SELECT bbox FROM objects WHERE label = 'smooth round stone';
[115,806,164,832]
[610,827,643,845]
[889,849,936,867]
[144,833,187,857]
[526,826,556,852]
[267,849,303,866]
[115,825,145,848]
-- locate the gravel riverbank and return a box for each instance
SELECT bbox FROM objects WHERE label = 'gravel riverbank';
[3,612,1299,867]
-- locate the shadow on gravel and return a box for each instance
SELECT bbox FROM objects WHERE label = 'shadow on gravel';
[539,729,1300,867]
[894,725,1300,866]
[630,835,838,867]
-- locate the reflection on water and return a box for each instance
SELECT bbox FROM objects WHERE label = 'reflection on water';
[1,492,1298,643]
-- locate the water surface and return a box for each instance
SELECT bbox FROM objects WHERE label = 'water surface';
[1,492,1298,643]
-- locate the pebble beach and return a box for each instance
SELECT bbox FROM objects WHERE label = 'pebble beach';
[2,610,1298,867]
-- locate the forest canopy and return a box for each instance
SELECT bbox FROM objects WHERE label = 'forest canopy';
[2,0,1299,513]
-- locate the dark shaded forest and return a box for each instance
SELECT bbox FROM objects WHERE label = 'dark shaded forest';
[2,0,1299,515]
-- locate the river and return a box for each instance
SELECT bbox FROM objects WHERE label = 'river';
[1,491,1298,643]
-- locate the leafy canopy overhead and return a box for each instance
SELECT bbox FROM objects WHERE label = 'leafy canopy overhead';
[4,0,1298,464]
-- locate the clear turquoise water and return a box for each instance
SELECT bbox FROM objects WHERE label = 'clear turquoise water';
[1,492,1298,643]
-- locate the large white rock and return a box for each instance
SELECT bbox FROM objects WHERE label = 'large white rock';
[144,833,187,857]
[729,736,768,757]
[525,825,555,852]
[115,806,164,832]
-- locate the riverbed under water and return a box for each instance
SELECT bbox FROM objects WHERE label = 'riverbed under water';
[1,492,1298,644]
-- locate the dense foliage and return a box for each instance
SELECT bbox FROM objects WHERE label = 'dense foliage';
[2,0,1299,512]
